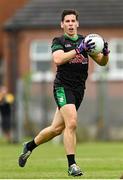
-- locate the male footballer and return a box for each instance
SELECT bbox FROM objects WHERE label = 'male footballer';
[18,9,110,176]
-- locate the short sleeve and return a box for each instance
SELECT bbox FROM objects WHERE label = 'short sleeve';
[51,37,64,53]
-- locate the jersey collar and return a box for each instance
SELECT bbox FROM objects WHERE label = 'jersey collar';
[64,33,78,41]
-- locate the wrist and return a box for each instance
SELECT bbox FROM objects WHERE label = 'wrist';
[75,48,80,54]
[103,51,110,56]
[103,53,108,56]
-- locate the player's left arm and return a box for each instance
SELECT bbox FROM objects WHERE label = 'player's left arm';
[90,41,110,66]
[90,53,109,66]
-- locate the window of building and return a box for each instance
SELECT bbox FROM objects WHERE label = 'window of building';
[30,40,54,82]
[92,38,123,81]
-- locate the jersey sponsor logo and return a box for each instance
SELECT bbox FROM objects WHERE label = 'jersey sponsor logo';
[69,54,88,64]
[65,44,72,48]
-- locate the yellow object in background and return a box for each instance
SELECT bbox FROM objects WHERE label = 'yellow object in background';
[5,94,14,104]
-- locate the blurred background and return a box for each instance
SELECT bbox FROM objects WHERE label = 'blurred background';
[0,0,123,143]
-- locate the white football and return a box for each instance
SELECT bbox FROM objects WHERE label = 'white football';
[84,33,104,55]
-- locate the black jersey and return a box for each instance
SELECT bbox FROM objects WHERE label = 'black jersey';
[51,34,89,89]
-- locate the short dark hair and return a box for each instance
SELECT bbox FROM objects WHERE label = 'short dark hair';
[61,9,79,21]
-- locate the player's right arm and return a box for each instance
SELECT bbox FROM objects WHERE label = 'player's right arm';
[51,37,94,65]
[52,49,76,65]
[51,37,77,65]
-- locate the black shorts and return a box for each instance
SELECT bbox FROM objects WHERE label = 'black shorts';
[53,86,84,110]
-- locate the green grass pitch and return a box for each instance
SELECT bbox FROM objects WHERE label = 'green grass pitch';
[0,140,123,179]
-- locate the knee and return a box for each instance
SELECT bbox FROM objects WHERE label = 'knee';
[67,119,77,130]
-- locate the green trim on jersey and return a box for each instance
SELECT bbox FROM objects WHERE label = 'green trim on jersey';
[64,33,78,41]
[56,87,67,107]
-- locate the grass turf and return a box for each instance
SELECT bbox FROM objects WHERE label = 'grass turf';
[0,140,123,179]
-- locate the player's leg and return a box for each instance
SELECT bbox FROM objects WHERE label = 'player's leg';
[18,108,65,167]
[34,108,65,145]
[60,104,77,155]
[54,86,83,176]
[60,104,83,176]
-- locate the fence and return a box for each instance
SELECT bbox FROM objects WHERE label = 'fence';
[10,77,123,142]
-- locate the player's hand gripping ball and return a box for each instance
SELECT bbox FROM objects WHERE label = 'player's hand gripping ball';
[84,33,104,55]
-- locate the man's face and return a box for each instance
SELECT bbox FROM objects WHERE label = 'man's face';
[61,14,79,36]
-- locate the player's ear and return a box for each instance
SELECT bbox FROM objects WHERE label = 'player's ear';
[61,22,63,28]
[77,21,79,28]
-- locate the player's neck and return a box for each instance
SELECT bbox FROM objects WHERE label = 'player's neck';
[64,33,78,41]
